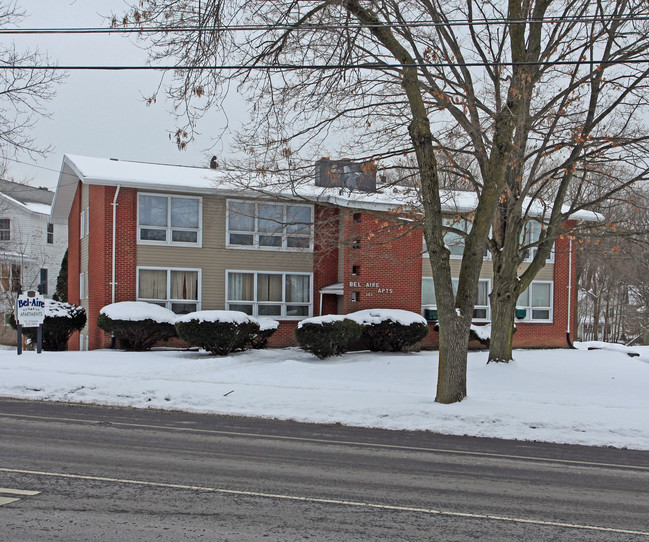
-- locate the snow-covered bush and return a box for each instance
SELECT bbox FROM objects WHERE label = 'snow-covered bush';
[175,311,260,355]
[469,324,491,347]
[295,315,363,359]
[348,309,429,352]
[97,302,177,351]
[10,299,86,351]
[247,318,280,349]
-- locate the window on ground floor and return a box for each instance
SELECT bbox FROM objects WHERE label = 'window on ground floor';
[226,271,312,318]
[137,267,200,314]
[422,277,490,321]
[516,281,553,322]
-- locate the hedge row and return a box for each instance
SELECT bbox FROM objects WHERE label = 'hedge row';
[97,303,279,355]
[296,310,429,359]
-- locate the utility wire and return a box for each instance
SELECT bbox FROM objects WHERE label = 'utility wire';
[2,14,649,33]
[2,58,648,71]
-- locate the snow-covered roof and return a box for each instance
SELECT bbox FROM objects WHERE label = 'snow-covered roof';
[0,179,53,216]
[50,154,602,224]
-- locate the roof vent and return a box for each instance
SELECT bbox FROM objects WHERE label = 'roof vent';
[315,158,377,192]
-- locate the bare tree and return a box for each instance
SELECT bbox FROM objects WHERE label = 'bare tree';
[0,1,66,168]
[578,191,649,344]
[119,0,649,401]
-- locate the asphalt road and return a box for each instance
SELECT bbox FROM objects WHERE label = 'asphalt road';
[0,399,648,541]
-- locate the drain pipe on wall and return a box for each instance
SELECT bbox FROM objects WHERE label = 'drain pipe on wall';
[566,236,576,348]
[111,185,121,304]
[110,186,121,349]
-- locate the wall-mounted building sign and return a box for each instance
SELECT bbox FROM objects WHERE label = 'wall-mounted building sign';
[348,281,394,295]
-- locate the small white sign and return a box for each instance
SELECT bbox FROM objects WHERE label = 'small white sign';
[16,291,46,328]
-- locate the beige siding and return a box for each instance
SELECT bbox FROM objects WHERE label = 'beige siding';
[79,184,90,342]
[136,193,313,309]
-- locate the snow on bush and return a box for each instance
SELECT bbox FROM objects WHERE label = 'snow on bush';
[175,310,260,355]
[295,316,363,359]
[100,301,177,323]
[348,308,429,352]
[247,318,280,349]
[347,309,427,326]
[97,302,177,351]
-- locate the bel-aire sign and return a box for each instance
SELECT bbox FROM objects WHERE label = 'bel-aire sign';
[16,291,46,328]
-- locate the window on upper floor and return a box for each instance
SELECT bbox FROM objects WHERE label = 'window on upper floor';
[226,270,312,318]
[422,277,490,321]
[138,194,202,246]
[226,200,313,250]
[47,222,54,244]
[516,281,553,322]
[422,218,489,259]
[80,208,89,238]
[137,267,200,314]
[521,221,554,263]
[38,268,48,295]
[0,218,10,241]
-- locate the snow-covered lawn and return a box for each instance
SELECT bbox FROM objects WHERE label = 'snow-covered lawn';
[1,343,648,450]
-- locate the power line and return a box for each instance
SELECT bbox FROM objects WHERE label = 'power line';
[2,14,648,34]
[2,58,648,71]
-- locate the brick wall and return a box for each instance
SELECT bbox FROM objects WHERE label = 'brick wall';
[342,212,422,314]
[86,186,137,350]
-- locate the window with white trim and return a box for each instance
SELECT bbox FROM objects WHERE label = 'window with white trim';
[0,218,10,241]
[516,281,553,322]
[521,221,554,262]
[138,194,202,246]
[80,209,86,238]
[227,271,312,318]
[422,277,490,320]
[47,222,54,244]
[79,272,85,300]
[137,267,201,314]
[422,218,489,259]
[227,200,313,250]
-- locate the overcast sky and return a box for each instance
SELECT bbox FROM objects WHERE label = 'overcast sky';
[8,1,240,189]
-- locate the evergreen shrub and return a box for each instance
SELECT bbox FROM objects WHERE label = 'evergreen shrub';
[295,316,363,359]
[247,318,279,349]
[349,309,429,352]
[97,302,177,351]
[175,311,260,355]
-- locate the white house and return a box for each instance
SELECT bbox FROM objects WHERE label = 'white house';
[0,179,68,344]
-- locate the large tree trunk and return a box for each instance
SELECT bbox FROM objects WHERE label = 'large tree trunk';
[488,272,519,363]
[436,313,471,403]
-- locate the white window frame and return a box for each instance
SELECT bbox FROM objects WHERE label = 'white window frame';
[516,280,554,322]
[421,277,491,321]
[47,222,54,244]
[422,219,490,260]
[137,193,203,247]
[136,266,202,314]
[226,199,314,252]
[0,218,10,241]
[79,272,85,300]
[80,209,86,239]
[226,270,313,319]
[521,221,554,263]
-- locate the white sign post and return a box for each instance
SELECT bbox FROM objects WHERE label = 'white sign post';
[16,290,46,354]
